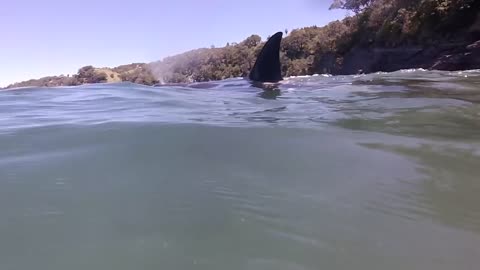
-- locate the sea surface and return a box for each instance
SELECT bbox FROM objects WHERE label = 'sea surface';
[1,69,480,270]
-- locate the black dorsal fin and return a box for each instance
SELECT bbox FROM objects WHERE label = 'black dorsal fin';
[249,32,283,82]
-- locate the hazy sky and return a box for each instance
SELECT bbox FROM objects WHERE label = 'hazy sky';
[0,0,346,86]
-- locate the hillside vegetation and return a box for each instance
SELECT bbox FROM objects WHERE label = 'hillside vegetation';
[7,64,159,88]
[6,0,480,89]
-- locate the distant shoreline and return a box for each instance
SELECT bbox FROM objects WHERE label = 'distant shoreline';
[6,0,480,89]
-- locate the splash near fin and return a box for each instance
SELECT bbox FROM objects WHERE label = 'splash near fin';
[249,32,283,83]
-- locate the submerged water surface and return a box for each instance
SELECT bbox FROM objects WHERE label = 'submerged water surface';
[1,69,480,270]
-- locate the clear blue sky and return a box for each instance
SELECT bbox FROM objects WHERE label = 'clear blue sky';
[0,0,346,86]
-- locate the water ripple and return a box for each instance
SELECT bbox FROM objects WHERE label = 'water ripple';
[1,69,480,137]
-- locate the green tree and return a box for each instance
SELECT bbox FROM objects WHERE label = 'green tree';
[330,0,373,12]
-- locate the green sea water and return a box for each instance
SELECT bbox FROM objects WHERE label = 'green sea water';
[1,69,480,270]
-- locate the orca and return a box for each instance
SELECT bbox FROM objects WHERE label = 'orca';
[155,31,284,89]
[249,32,283,83]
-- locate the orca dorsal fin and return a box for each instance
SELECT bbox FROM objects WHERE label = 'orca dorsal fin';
[249,32,283,83]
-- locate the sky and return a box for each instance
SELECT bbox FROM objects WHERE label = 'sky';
[0,0,346,87]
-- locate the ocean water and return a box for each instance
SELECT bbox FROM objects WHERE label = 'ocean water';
[1,69,480,270]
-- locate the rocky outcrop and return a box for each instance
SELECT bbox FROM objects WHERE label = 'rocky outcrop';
[430,40,480,71]
[315,40,480,75]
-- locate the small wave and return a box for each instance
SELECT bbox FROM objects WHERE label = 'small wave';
[0,70,479,138]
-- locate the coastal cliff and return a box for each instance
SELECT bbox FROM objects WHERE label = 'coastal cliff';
[320,40,480,75]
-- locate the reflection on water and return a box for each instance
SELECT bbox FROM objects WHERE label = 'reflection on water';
[361,142,480,233]
[258,89,282,100]
[334,104,480,141]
